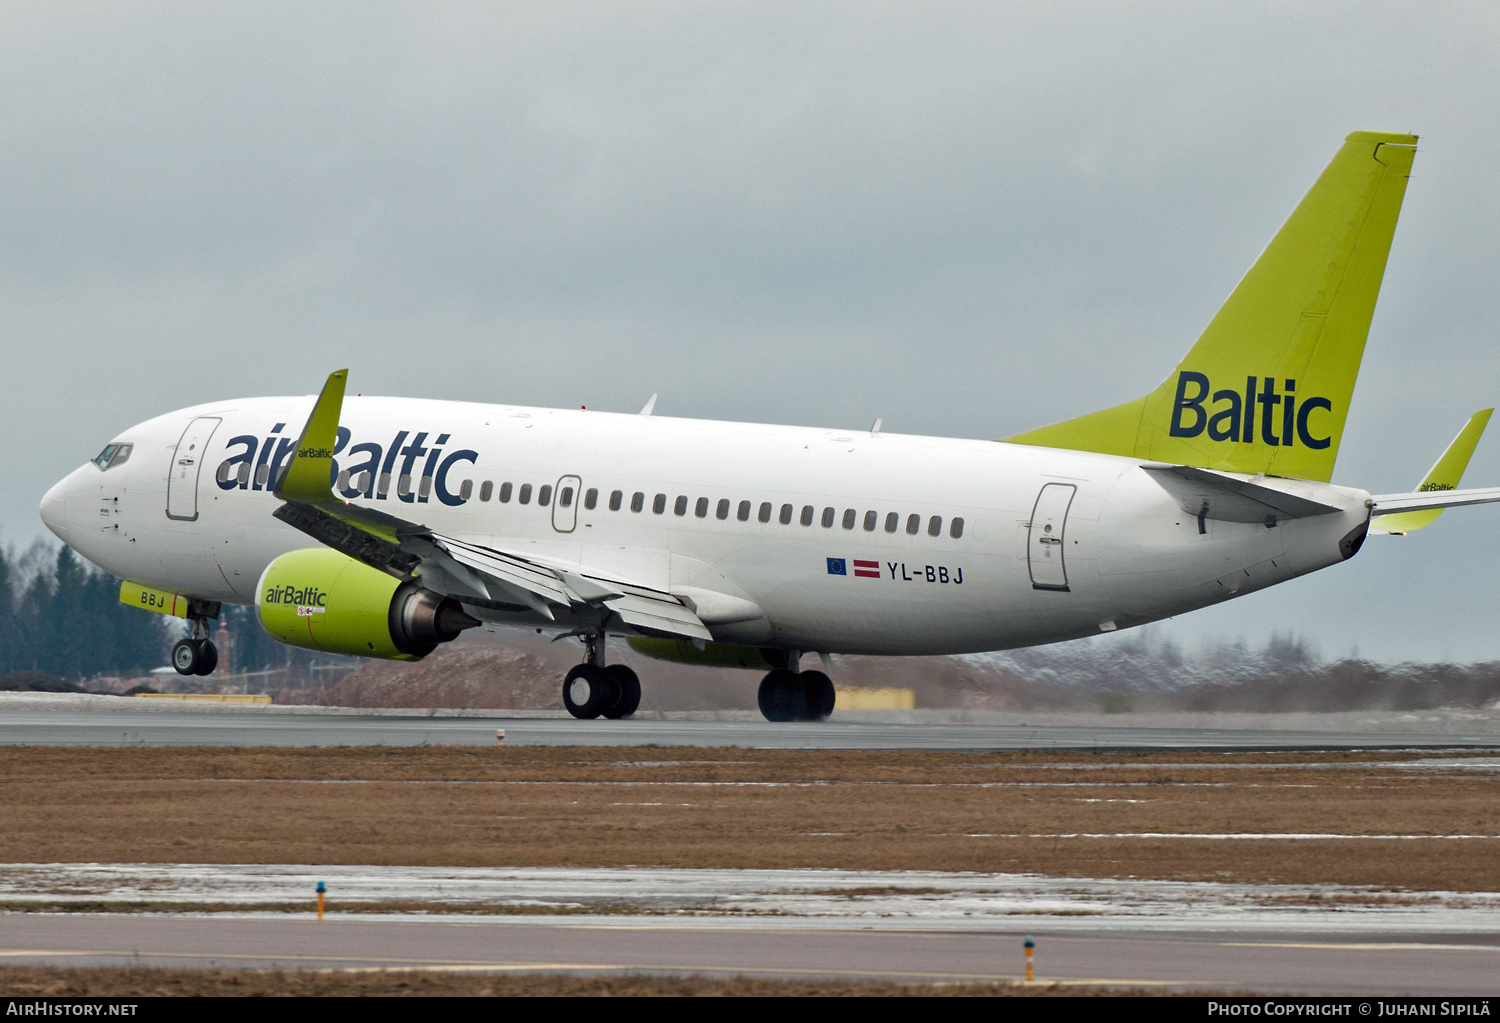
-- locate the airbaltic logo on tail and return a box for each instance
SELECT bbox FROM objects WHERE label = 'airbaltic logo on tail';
[1168,372,1333,449]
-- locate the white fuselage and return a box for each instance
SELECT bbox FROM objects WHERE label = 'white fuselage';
[41,394,1373,656]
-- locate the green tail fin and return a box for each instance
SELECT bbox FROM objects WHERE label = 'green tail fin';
[1006,131,1418,482]
[1373,408,1493,534]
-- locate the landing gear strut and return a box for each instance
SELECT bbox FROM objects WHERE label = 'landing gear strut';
[172,603,222,677]
[757,651,835,722]
[561,633,641,720]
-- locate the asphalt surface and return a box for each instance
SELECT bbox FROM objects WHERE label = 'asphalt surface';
[2,914,1496,994]
[1,708,1500,749]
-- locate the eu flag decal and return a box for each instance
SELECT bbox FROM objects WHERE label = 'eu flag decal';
[826,558,847,576]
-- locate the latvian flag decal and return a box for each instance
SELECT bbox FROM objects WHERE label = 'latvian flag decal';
[828,557,881,579]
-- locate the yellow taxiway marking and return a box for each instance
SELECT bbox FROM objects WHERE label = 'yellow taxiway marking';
[1221,942,1500,953]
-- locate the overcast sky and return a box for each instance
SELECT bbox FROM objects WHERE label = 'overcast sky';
[3,2,1498,661]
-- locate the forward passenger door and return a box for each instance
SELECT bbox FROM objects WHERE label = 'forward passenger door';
[166,417,221,522]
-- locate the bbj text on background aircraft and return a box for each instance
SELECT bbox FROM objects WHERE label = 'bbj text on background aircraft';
[39,131,1500,721]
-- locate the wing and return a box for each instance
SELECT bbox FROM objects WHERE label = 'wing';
[270,370,713,642]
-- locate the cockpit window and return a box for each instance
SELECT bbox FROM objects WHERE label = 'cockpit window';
[92,443,132,471]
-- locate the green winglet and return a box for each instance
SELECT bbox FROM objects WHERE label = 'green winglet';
[275,369,348,504]
[1375,408,1494,534]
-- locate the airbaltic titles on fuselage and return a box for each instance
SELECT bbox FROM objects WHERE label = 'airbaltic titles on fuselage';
[215,423,478,506]
[1169,372,1333,448]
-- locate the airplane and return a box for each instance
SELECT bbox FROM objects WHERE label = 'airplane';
[38,130,1500,722]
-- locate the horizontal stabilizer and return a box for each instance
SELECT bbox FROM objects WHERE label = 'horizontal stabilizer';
[1142,464,1341,524]
[1370,487,1500,518]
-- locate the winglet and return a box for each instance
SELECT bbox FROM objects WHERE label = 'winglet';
[274,369,348,504]
[1373,408,1493,534]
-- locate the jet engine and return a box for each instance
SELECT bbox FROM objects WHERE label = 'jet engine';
[257,547,479,660]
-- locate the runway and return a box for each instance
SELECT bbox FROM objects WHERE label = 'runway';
[2,706,1499,750]
[3,912,1497,994]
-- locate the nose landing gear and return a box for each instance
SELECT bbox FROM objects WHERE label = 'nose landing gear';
[171,603,223,677]
[561,634,642,720]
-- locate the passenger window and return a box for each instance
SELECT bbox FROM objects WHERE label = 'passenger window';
[93,445,119,470]
[675,495,688,516]
[950,517,965,539]
[928,515,942,537]
[610,490,623,511]
[885,512,899,533]
[779,503,793,525]
[459,480,473,501]
[518,483,533,505]
[499,482,513,503]
[717,499,731,520]
[841,509,856,530]
[377,472,391,497]
[863,510,877,532]
[559,486,573,508]
[238,463,252,487]
[906,513,920,535]
[653,493,666,514]
[480,481,494,502]
[738,500,752,522]
[820,507,835,528]
[256,464,271,487]
[584,488,598,510]
[634,492,647,513]
[538,485,552,506]
[758,502,772,523]
[695,497,709,518]
[397,474,413,499]
[800,505,814,526]
[419,476,433,499]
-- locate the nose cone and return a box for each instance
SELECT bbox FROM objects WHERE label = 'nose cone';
[39,473,76,544]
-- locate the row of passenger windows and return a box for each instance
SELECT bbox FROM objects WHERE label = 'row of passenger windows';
[462,480,964,539]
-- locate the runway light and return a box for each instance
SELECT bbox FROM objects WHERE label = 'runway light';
[496,729,506,746]
[1024,936,1035,981]
[317,880,326,921]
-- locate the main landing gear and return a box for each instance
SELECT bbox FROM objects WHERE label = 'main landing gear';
[758,652,835,722]
[172,604,222,677]
[562,633,641,720]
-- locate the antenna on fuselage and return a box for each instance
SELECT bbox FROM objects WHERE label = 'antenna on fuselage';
[640,393,658,416]
[870,417,882,436]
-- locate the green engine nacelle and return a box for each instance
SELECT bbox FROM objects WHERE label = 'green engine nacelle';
[257,547,480,660]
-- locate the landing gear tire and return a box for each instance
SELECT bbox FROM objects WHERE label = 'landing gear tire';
[563,664,609,719]
[757,668,806,722]
[171,639,198,676]
[600,665,641,719]
[171,638,218,677]
[194,639,218,677]
[800,670,835,721]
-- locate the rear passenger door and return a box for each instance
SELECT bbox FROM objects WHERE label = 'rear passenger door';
[1027,483,1075,591]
